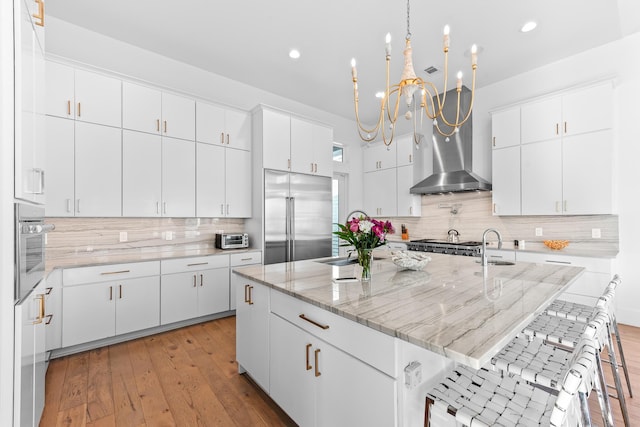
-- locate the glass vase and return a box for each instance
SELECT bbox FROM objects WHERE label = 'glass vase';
[357,248,374,281]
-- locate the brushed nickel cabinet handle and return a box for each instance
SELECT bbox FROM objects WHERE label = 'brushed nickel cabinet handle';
[156,119,160,132]
[299,314,329,330]
[305,344,312,370]
[221,204,224,215]
[492,136,496,147]
[199,274,204,287]
[164,120,167,133]
[226,134,230,145]
[409,154,412,163]
[193,275,197,287]
[564,121,567,134]
[100,270,131,275]
[67,199,71,213]
[314,349,321,377]
[109,286,113,301]
[187,262,209,267]
[77,102,81,117]
[555,123,559,135]
[119,284,122,299]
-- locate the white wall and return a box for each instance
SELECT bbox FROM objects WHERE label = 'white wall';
[0,0,15,423]
[472,32,640,326]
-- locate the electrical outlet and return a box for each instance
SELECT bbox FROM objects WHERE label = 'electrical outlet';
[165,231,173,241]
[535,227,543,237]
[404,361,422,390]
[119,231,127,242]
[592,228,601,239]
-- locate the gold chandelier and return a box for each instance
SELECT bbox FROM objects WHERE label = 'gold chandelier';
[350,0,477,146]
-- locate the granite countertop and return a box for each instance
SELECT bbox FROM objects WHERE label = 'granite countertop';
[45,245,259,273]
[233,253,585,369]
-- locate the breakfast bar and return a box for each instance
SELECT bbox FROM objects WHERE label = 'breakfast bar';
[233,253,585,426]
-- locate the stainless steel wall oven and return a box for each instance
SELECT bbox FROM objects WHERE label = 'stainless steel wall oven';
[15,203,54,302]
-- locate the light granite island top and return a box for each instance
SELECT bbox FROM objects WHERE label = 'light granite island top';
[233,252,585,369]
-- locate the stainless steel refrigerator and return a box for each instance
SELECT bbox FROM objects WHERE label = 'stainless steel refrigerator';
[264,169,332,265]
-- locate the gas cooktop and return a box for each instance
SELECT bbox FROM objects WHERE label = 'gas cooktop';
[406,239,482,257]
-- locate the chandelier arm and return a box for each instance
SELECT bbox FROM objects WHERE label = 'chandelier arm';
[435,49,450,110]
[385,86,401,123]
[380,112,397,146]
[433,120,458,137]
[437,89,463,128]
[421,84,439,120]
[353,81,384,136]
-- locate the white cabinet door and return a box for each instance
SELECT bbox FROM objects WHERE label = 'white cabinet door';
[122,81,162,134]
[44,269,62,352]
[269,313,316,427]
[521,140,562,215]
[261,108,291,171]
[397,165,421,217]
[562,83,613,137]
[160,271,198,324]
[364,168,396,217]
[74,122,122,217]
[290,117,315,174]
[225,148,252,217]
[196,268,230,316]
[312,123,333,177]
[196,143,225,217]
[491,107,520,149]
[162,138,195,217]
[74,69,121,128]
[62,282,115,347]
[45,61,74,119]
[363,142,396,172]
[316,340,396,427]
[195,101,225,145]
[161,92,195,141]
[235,278,270,391]
[122,130,162,217]
[562,130,614,215]
[492,146,521,215]
[44,116,74,216]
[115,276,160,335]
[225,109,251,151]
[521,96,562,144]
[396,134,417,167]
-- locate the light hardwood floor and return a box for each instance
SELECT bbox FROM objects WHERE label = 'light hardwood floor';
[41,317,639,426]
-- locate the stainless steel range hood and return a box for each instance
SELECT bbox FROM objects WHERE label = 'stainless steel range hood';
[410,87,491,195]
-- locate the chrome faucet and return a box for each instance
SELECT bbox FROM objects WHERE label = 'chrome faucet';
[345,210,369,223]
[481,228,503,266]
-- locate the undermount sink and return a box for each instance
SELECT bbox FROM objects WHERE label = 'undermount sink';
[315,255,384,266]
[478,260,516,266]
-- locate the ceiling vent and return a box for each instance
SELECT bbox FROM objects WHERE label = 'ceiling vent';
[424,66,439,75]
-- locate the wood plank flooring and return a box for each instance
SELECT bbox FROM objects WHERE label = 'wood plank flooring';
[41,316,640,426]
[40,316,295,427]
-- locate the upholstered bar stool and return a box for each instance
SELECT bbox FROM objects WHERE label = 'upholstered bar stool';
[544,275,633,398]
[522,278,631,426]
[425,335,599,427]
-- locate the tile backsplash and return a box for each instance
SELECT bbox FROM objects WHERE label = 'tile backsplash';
[45,217,244,266]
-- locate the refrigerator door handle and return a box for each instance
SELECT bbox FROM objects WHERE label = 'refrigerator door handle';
[290,197,296,260]
[285,197,291,261]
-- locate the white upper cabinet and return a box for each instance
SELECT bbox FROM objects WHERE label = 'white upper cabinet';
[491,107,520,149]
[122,81,162,134]
[45,61,74,119]
[74,69,122,128]
[363,142,396,172]
[196,143,226,217]
[396,135,417,167]
[122,130,162,217]
[44,116,74,217]
[562,83,613,136]
[491,146,521,215]
[74,122,122,217]
[162,138,195,217]
[161,92,195,141]
[225,148,252,217]
[521,97,562,144]
[396,165,422,217]
[290,116,333,176]
[521,139,563,215]
[123,82,195,140]
[46,62,121,128]
[260,108,291,171]
[196,102,251,151]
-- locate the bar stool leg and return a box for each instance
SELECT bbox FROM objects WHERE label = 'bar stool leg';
[611,316,634,398]
[605,323,632,427]
[578,390,594,427]
[594,350,616,427]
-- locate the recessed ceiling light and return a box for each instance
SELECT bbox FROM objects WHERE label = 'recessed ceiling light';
[521,21,537,33]
[289,49,301,59]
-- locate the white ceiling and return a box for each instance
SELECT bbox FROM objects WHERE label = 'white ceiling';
[47,1,640,125]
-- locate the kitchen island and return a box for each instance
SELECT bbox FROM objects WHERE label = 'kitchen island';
[233,253,585,427]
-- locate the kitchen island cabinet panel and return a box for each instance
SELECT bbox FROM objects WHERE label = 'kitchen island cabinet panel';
[74,122,122,217]
[122,130,162,217]
[235,278,270,392]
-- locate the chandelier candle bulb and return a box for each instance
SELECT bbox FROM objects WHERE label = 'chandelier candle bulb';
[385,33,392,56]
[471,44,478,67]
[456,72,463,90]
[443,25,450,51]
[350,58,357,80]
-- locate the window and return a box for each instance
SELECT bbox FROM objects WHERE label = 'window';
[333,145,344,162]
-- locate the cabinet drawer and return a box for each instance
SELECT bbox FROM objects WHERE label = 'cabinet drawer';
[516,252,613,273]
[63,261,160,286]
[485,249,516,262]
[161,254,229,274]
[230,251,262,266]
[270,289,396,377]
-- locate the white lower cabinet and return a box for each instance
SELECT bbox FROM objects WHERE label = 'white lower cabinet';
[235,277,270,392]
[270,314,396,427]
[61,261,160,348]
[229,251,262,310]
[160,255,230,325]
